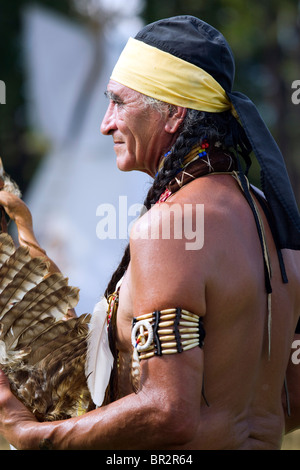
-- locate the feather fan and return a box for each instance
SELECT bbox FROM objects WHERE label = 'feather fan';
[0,161,114,422]
[0,232,94,421]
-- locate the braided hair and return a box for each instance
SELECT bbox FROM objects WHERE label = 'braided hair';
[104,97,251,298]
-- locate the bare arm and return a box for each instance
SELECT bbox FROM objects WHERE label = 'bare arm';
[0,347,202,450]
[0,205,204,450]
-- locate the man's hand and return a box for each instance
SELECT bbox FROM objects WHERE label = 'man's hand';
[0,191,76,318]
[0,369,38,449]
[0,190,32,227]
[0,190,47,257]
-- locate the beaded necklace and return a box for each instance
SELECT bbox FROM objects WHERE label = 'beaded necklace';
[158,141,237,203]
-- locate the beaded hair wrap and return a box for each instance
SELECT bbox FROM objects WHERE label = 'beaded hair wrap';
[130,308,205,392]
[157,141,237,203]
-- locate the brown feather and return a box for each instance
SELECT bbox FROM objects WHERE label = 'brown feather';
[0,257,49,317]
[0,233,15,267]
[0,233,94,421]
[0,273,70,346]
[26,323,88,366]
[15,316,55,349]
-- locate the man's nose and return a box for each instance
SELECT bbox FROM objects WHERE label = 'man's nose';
[100,103,116,135]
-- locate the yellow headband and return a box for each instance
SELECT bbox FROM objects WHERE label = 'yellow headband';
[111,37,238,118]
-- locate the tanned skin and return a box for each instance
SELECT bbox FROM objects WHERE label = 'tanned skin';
[0,82,299,449]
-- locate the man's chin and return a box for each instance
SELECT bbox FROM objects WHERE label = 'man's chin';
[115,155,152,176]
[116,156,135,172]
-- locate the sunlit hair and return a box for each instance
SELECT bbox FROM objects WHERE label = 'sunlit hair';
[141,94,177,116]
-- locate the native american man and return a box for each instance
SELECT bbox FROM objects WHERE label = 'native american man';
[0,16,299,450]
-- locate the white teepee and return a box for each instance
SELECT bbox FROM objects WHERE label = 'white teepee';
[22,4,150,315]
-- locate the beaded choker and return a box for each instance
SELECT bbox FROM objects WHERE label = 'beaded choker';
[158,142,237,203]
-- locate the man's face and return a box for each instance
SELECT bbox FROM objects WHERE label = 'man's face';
[100,80,177,177]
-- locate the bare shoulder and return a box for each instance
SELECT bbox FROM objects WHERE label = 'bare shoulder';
[129,203,205,316]
[129,175,249,316]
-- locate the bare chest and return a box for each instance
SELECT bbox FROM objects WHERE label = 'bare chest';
[115,268,135,353]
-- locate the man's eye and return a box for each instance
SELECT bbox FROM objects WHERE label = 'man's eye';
[105,91,124,106]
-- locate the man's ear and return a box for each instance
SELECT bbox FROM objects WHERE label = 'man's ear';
[164,106,187,134]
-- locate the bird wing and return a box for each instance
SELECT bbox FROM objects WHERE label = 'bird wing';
[0,160,114,422]
[0,232,93,421]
